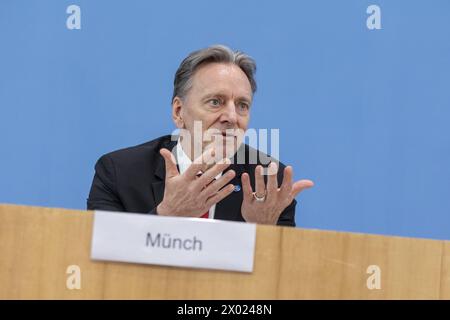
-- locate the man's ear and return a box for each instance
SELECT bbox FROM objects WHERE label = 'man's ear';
[172,96,184,128]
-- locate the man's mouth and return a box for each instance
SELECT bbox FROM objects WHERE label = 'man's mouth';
[222,132,235,137]
[212,132,237,139]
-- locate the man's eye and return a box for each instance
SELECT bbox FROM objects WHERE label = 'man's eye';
[209,99,221,107]
[239,102,249,110]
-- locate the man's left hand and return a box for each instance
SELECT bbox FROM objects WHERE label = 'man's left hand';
[241,162,314,225]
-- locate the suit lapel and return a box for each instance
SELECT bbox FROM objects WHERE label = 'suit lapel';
[151,180,165,208]
[151,137,177,207]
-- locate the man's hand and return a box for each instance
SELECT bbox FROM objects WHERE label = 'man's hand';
[241,162,314,225]
[156,147,236,217]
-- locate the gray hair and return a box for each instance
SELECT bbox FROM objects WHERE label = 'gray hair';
[172,44,257,102]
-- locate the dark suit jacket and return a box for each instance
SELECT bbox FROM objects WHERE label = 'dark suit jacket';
[87,135,297,226]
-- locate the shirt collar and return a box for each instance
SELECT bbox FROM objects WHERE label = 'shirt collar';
[175,137,192,175]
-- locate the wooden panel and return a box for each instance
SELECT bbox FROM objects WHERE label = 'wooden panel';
[439,241,450,299]
[0,205,105,299]
[1,204,448,299]
[101,225,282,299]
[0,204,281,299]
[278,228,443,299]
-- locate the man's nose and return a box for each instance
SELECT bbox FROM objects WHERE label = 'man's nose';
[220,101,238,125]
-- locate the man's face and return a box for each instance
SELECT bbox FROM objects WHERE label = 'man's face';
[173,62,253,161]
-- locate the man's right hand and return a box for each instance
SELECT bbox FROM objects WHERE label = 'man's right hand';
[156,147,236,217]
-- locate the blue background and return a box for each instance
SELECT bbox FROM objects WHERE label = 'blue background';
[1,0,449,240]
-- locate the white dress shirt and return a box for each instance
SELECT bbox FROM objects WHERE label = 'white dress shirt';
[174,140,222,219]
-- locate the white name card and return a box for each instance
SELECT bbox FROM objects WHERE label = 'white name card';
[91,211,257,273]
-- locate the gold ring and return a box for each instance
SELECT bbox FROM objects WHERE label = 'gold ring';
[253,191,266,202]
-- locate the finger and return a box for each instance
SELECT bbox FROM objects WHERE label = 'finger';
[279,166,293,194]
[160,148,179,179]
[194,144,216,165]
[266,162,279,198]
[205,184,235,208]
[201,169,235,197]
[241,172,253,202]
[290,179,315,198]
[195,158,231,188]
[255,165,266,196]
[200,143,217,170]
[185,147,215,179]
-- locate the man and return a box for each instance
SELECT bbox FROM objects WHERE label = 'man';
[87,45,313,226]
